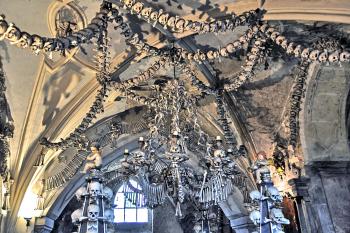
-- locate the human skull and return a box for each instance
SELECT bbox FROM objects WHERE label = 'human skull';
[226,43,235,53]
[123,0,135,8]
[340,51,350,62]
[270,208,290,225]
[286,42,295,54]
[328,51,339,63]
[266,186,282,202]
[132,2,143,14]
[88,204,100,220]
[220,47,228,57]
[75,186,87,201]
[270,31,280,41]
[71,208,83,224]
[309,50,320,61]
[104,208,115,222]
[249,210,261,225]
[175,18,185,32]
[167,16,176,29]
[207,50,215,60]
[249,190,263,202]
[275,36,286,45]
[184,20,193,31]
[318,50,328,63]
[210,22,218,33]
[301,48,310,60]
[201,23,210,33]
[239,35,247,44]
[233,40,242,49]
[30,35,44,53]
[17,32,32,48]
[158,13,169,28]
[6,24,21,43]
[193,224,202,233]
[281,39,288,49]
[43,39,56,52]
[141,7,152,19]
[244,61,255,72]
[0,17,9,37]
[293,45,302,57]
[150,11,160,22]
[89,181,102,197]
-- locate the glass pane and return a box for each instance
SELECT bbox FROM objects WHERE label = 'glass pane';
[137,208,148,222]
[124,193,136,207]
[115,193,125,208]
[114,209,124,223]
[124,209,137,222]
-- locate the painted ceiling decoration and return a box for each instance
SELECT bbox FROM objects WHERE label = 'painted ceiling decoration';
[0,0,350,233]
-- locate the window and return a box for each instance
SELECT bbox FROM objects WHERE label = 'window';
[114,180,148,223]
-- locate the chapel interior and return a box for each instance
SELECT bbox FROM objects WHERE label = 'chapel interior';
[0,0,350,233]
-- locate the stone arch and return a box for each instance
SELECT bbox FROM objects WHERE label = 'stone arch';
[301,63,350,163]
[298,63,350,233]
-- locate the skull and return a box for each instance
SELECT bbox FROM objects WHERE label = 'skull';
[249,210,261,225]
[328,51,339,63]
[270,31,280,41]
[318,50,328,63]
[132,2,144,14]
[301,48,310,60]
[89,181,102,197]
[150,11,160,22]
[233,40,242,49]
[207,50,215,60]
[266,186,282,202]
[167,16,176,29]
[175,18,185,32]
[201,23,210,33]
[220,47,228,57]
[71,208,83,224]
[30,35,44,53]
[158,13,169,29]
[244,61,255,72]
[226,43,235,53]
[6,24,21,43]
[340,51,350,62]
[309,50,320,61]
[0,17,9,37]
[281,39,288,49]
[88,204,100,220]
[239,35,247,44]
[17,32,32,48]
[210,22,218,33]
[123,0,135,8]
[249,190,263,202]
[193,224,202,233]
[43,39,56,52]
[293,45,302,58]
[275,36,286,45]
[251,47,260,55]
[141,7,152,19]
[286,42,295,54]
[75,186,88,201]
[104,208,115,222]
[270,208,290,225]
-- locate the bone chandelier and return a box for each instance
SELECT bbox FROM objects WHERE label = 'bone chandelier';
[0,0,350,233]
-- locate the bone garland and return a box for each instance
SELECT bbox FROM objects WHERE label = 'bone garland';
[288,60,310,148]
[120,88,158,107]
[215,92,238,149]
[120,0,262,33]
[41,20,113,150]
[112,56,170,90]
[0,2,113,55]
[45,152,87,191]
[178,62,216,95]
[261,23,350,63]
[0,56,13,180]
[224,35,267,91]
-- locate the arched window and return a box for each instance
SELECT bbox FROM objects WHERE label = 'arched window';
[114,180,148,223]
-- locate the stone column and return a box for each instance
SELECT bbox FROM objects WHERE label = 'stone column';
[288,177,312,233]
[33,216,55,233]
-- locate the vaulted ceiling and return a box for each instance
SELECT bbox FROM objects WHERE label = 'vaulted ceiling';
[1,0,350,232]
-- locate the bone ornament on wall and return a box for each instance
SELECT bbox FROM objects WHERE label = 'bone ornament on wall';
[119,0,262,33]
